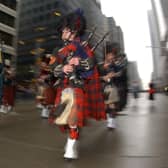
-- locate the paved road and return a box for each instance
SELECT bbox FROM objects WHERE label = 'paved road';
[0,93,167,168]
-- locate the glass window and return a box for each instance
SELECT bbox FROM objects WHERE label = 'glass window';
[0,31,13,46]
[0,11,15,27]
[1,0,16,10]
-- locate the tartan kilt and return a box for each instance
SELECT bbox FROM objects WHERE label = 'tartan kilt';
[43,86,56,105]
[2,85,15,106]
[85,69,106,120]
[53,69,106,128]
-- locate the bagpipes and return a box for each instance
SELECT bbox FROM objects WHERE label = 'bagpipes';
[52,27,97,88]
[53,29,109,125]
[53,28,109,88]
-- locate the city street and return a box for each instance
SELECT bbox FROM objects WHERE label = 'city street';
[1,0,168,167]
[0,93,167,168]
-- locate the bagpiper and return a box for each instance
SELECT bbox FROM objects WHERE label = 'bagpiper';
[49,8,106,160]
[36,54,56,118]
[99,42,123,129]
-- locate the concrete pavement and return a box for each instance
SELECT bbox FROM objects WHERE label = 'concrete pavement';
[0,93,167,168]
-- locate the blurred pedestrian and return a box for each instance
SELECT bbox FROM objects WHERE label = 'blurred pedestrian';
[36,54,56,118]
[148,82,155,100]
[99,42,121,129]
[0,59,16,113]
[114,53,128,111]
[131,80,140,99]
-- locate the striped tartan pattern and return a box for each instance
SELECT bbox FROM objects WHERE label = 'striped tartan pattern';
[85,68,106,120]
[49,41,106,128]
[53,68,106,128]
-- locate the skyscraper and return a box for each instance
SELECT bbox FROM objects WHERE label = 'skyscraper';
[0,0,17,60]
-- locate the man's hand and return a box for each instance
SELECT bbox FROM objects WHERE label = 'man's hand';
[63,64,74,74]
[69,57,80,66]
[102,75,110,82]
[107,72,116,78]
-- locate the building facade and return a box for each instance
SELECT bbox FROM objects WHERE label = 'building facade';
[160,0,168,86]
[148,0,168,88]
[127,61,142,90]
[0,0,17,60]
[103,17,125,54]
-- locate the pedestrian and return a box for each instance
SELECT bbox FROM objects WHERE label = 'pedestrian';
[0,59,16,113]
[148,82,155,100]
[131,80,140,99]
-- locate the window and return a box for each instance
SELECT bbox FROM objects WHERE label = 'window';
[0,11,15,27]
[1,0,16,10]
[0,31,14,46]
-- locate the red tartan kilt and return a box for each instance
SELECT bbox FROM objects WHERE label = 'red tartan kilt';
[3,85,15,106]
[85,69,106,120]
[54,70,106,127]
[43,87,56,105]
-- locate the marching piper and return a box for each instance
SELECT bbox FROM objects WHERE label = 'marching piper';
[99,43,124,129]
[49,9,106,160]
[36,54,56,118]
